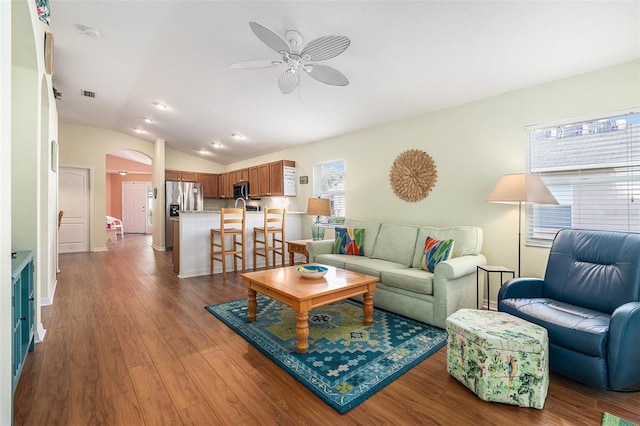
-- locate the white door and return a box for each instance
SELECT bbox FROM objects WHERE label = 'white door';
[122,182,147,234]
[145,183,153,234]
[58,167,91,253]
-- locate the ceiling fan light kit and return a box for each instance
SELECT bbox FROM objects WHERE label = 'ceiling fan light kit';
[230,21,350,94]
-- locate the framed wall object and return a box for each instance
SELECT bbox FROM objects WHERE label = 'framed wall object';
[299,176,308,184]
[389,149,437,202]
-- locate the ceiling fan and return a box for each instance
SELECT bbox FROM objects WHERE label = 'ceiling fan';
[230,22,350,94]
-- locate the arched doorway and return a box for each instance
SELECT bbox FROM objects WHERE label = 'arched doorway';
[105,150,153,236]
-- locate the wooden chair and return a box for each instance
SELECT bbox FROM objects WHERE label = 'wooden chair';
[253,208,286,270]
[210,208,246,279]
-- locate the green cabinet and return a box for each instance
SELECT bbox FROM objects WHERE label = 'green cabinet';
[12,250,34,394]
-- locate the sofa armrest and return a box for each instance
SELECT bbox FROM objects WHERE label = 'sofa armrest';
[498,278,545,301]
[608,301,640,390]
[435,254,486,280]
[306,240,334,262]
[431,254,487,328]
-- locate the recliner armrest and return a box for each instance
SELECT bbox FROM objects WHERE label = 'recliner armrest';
[498,277,545,301]
[608,301,640,390]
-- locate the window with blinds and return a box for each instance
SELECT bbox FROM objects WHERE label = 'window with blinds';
[313,160,346,225]
[527,111,640,245]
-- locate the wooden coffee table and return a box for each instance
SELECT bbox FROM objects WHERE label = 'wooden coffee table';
[242,265,377,354]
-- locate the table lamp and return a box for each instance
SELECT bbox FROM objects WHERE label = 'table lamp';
[486,173,558,276]
[307,197,331,240]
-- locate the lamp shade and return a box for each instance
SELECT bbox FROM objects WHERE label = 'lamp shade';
[307,197,331,216]
[486,173,558,205]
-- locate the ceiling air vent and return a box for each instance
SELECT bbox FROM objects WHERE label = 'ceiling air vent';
[81,90,96,98]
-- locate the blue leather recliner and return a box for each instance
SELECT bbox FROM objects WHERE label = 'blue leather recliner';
[498,229,640,390]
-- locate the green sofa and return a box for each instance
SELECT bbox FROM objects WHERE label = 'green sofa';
[306,219,487,329]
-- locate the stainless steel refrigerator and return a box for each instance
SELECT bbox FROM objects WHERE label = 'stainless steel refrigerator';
[165,181,203,249]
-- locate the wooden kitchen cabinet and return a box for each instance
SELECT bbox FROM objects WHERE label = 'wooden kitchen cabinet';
[220,172,232,198]
[165,169,198,182]
[199,173,220,198]
[165,169,180,181]
[269,161,285,195]
[248,166,259,197]
[257,163,270,196]
[180,171,198,182]
[268,160,296,196]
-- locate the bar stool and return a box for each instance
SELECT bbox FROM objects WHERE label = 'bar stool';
[253,208,286,270]
[210,208,246,279]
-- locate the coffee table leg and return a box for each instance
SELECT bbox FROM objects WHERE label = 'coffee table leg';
[363,291,374,326]
[247,289,257,322]
[295,311,309,354]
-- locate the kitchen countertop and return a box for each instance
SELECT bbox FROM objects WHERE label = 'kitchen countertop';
[178,210,306,215]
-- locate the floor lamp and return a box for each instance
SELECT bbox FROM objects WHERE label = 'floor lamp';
[486,173,558,277]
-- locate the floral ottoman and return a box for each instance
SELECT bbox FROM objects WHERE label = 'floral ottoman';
[446,309,549,409]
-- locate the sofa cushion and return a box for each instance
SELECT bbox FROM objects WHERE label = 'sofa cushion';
[371,223,419,267]
[420,237,454,272]
[344,219,381,258]
[499,297,610,358]
[333,227,365,255]
[380,268,434,295]
[314,254,346,269]
[413,226,483,268]
[342,256,407,278]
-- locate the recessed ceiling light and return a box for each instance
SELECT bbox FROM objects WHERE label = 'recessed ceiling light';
[231,133,244,139]
[82,26,101,38]
[134,128,145,134]
[143,117,154,123]
[153,102,167,110]
[210,142,222,148]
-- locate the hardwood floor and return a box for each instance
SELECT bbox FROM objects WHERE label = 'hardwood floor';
[14,235,640,425]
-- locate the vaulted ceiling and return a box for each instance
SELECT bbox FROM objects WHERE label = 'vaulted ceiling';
[50,1,640,165]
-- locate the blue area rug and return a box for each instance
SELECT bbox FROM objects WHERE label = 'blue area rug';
[205,296,446,413]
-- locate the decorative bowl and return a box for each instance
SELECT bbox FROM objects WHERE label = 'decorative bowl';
[296,265,329,279]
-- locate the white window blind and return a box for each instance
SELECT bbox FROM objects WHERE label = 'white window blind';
[313,160,345,225]
[527,111,640,245]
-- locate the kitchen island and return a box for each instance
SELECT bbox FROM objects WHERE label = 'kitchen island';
[174,211,303,278]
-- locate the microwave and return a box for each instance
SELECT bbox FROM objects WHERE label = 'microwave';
[233,181,250,199]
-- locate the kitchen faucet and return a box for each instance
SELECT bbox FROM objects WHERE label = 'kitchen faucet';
[234,197,246,210]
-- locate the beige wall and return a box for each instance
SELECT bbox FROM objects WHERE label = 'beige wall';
[58,60,639,295]
[165,147,224,173]
[0,2,12,423]
[58,124,157,250]
[58,125,226,249]
[229,60,640,286]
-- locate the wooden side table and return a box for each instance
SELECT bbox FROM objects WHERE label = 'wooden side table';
[286,239,313,266]
[477,265,515,310]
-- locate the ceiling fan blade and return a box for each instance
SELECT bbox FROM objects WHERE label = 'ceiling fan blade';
[228,60,282,69]
[306,64,349,86]
[249,21,291,55]
[279,70,300,94]
[301,36,350,61]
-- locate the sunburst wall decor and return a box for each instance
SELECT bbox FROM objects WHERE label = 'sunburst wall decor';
[389,149,437,202]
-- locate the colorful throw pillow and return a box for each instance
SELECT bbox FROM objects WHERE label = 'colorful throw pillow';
[420,237,454,272]
[333,228,365,256]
